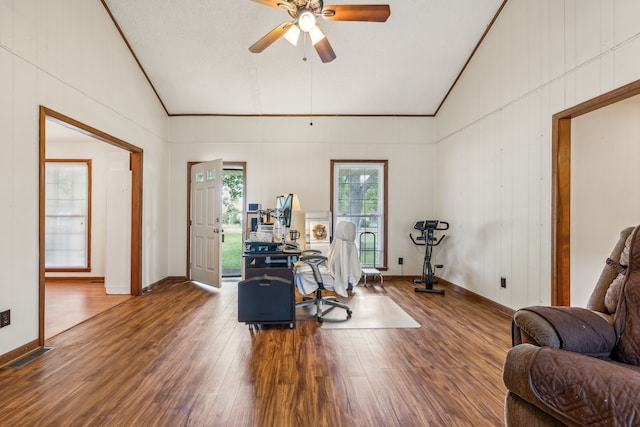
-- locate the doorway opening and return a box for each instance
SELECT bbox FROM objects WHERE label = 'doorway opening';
[552,79,640,306]
[186,161,246,281]
[222,164,245,278]
[39,106,143,346]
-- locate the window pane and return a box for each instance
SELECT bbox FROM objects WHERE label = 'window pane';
[45,161,89,269]
[333,161,386,268]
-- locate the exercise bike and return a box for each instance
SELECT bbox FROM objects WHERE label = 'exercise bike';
[409,220,448,294]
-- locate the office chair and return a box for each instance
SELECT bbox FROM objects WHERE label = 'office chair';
[294,221,361,323]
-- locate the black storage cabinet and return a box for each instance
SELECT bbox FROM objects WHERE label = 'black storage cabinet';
[237,275,295,328]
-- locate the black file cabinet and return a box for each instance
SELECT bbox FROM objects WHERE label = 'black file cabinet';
[237,275,295,328]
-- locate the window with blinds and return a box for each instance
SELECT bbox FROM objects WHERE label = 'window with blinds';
[45,160,91,271]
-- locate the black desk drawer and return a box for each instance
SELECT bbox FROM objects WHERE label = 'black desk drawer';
[238,275,295,328]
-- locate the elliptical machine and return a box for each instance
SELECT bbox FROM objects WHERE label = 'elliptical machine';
[409,220,448,294]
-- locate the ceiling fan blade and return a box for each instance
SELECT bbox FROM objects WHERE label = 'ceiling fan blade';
[249,22,292,53]
[322,5,391,22]
[249,0,283,9]
[314,37,336,63]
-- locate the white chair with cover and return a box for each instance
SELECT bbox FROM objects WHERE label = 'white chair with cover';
[294,221,361,323]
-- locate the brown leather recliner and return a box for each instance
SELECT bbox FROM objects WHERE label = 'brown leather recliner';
[503,226,640,426]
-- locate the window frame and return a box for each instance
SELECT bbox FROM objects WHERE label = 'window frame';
[45,159,92,272]
[330,160,388,270]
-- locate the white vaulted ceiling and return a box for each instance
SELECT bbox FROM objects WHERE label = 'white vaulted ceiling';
[101,0,505,116]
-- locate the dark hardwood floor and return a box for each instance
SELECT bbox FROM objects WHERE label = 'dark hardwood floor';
[0,278,512,426]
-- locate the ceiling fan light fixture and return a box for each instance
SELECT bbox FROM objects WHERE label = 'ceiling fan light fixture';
[298,9,316,32]
[284,24,300,45]
[249,2,391,63]
[309,25,326,45]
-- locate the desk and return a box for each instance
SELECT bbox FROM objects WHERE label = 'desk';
[242,250,300,282]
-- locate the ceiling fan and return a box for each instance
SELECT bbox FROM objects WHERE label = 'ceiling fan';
[248,0,391,63]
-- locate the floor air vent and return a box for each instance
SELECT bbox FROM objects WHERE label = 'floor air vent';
[2,347,54,369]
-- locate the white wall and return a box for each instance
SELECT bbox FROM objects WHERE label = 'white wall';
[571,94,640,307]
[435,0,640,309]
[168,116,436,278]
[0,0,170,356]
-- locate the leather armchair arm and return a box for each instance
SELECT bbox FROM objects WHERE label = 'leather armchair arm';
[512,306,616,359]
[513,309,561,347]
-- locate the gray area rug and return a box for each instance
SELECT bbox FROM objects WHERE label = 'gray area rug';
[297,294,421,329]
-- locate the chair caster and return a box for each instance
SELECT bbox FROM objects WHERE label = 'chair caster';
[317,316,324,323]
[347,310,352,317]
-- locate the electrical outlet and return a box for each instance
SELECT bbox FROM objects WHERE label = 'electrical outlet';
[0,310,10,328]
[398,257,403,265]
[500,277,507,289]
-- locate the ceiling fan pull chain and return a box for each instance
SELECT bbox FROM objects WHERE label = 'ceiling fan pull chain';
[302,29,308,61]
[309,55,313,126]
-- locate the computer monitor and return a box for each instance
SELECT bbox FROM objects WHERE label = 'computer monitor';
[276,194,293,228]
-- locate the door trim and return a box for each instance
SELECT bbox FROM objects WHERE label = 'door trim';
[39,106,143,346]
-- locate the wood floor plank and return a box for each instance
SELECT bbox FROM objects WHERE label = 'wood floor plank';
[0,278,512,426]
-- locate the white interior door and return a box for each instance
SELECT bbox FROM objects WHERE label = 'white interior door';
[190,159,223,287]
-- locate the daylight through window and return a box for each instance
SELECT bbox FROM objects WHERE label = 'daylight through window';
[45,160,91,270]
[332,160,387,268]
